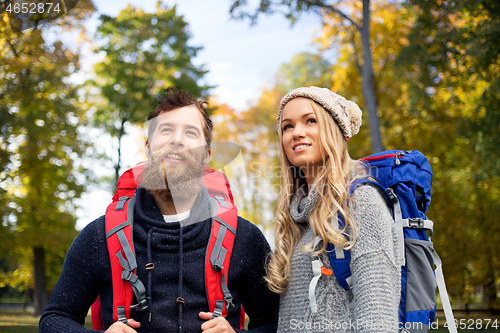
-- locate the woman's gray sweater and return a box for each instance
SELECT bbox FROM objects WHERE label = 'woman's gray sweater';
[277,185,401,333]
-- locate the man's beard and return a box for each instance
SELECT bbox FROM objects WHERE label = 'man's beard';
[141,146,205,203]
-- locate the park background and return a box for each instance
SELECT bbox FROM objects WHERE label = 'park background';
[1,0,499,330]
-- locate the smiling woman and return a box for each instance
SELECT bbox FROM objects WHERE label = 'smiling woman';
[268,86,400,333]
[280,98,323,187]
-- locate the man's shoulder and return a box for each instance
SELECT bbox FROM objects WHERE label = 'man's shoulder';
[236,216,264,235]
[76,215,106,245]
[65,215,107,268]
[82,214,106,230]
[234,216,271,250]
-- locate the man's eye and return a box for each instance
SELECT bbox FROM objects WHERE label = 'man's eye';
[162,127,172,133]
[186,130,197,136]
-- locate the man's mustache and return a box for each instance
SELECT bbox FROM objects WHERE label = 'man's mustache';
[149,145,206,164]
[141,143,205,198]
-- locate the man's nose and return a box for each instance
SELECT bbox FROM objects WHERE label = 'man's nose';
[169,130,184,147]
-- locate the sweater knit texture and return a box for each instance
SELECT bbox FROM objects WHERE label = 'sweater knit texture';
[290,185,320,223]
[277,185,401,333]
[39,186,279,333]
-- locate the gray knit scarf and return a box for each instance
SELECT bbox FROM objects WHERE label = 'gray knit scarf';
[289,185,319,223]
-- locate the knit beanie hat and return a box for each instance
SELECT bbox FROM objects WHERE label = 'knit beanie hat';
[277,86,362,141]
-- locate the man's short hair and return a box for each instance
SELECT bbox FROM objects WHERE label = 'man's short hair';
[148,88,213,149]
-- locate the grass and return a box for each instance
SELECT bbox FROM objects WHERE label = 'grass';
[0,310,92,333]
[0,311,40,333]
[0,310,498,332]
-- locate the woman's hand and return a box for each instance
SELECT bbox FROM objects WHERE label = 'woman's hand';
[199,312,237,333]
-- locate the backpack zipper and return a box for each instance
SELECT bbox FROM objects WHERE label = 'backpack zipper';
[362,150,407,165]
[395,151,404,165]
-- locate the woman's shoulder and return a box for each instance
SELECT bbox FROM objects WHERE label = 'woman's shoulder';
[349,183,396,257]
[349,181,392,221]
[350,182,391,215]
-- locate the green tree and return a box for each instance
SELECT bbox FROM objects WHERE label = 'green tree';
[399,0,500,177]
[91,1,210,187]
[397,0,500,311]
[315,1,416,158]
[230,0,385,153]
[317,0,496,308]
[275,52,334,92]
[0,0,95,315]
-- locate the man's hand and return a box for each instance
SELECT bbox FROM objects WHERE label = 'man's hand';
[199,312,237,333]
[104,319,141,333]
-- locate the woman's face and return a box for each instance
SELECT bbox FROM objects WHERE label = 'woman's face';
[281,98,324,173]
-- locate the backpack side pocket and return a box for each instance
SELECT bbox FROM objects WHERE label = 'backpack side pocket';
[405,238,436,312]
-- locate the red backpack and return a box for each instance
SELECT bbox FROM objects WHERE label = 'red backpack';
[91,162,245,329]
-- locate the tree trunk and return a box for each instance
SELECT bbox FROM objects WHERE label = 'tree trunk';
[33,247,48,316]
[360,0,384,153]
[485,265,499,314]
[22,284,30,312]
[114,116,127,189]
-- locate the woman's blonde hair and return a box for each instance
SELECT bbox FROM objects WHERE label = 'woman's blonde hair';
[265,99,366,294]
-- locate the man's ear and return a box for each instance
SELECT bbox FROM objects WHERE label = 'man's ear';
[203,148,212,165]
[145,139,151,159]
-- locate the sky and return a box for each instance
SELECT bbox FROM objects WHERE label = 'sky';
[75,0,323,229]
[86,0,322,111]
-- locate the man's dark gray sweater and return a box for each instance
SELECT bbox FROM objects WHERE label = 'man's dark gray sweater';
[39,186,279,333]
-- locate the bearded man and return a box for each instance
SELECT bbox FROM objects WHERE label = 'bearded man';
[39,89,279,333]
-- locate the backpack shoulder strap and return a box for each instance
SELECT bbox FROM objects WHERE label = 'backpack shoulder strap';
[92,163,147,329]
[350,178,393,211]
[105,196,148,324]
[326,213,353,291]
[327,178,394,291]
[206,194,238,319]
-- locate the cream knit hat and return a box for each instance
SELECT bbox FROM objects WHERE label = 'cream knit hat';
[277,86,362,141]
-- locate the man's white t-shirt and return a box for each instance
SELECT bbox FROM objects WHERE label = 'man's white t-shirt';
[163,210,191,223]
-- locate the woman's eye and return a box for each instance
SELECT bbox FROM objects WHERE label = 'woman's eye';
[283,124,292,131]
[186,130,197,136]
[162,127,172,133]
[307,118,317,124]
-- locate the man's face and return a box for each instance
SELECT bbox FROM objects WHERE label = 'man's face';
[146,105,210,163]
[142,105,211,201]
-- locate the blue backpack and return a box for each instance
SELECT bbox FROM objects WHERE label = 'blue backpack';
[312,150,456,333]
